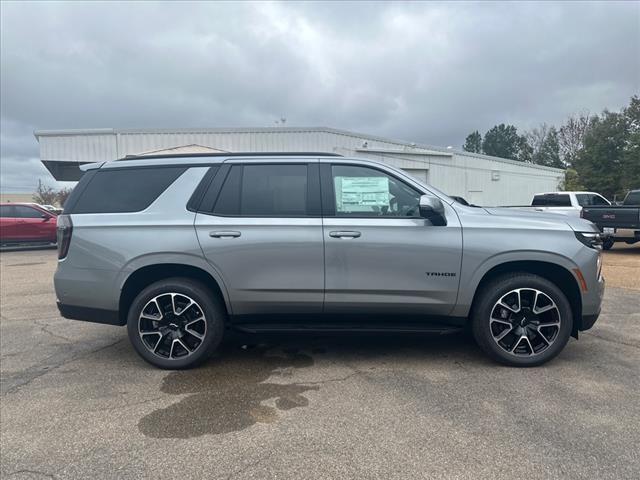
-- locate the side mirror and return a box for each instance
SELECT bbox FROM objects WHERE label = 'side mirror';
[419,195,447,226]
[41,213,51,221]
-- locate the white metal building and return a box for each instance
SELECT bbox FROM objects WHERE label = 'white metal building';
[34,127,564,206]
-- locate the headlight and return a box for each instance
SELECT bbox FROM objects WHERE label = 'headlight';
[575,231,603,250]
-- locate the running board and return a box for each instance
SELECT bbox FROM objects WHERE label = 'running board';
[232,323,463,335]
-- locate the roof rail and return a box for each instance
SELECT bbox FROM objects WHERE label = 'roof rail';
[119,152,343,161]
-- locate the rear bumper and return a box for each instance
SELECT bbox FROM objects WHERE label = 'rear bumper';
[57,302,124,326]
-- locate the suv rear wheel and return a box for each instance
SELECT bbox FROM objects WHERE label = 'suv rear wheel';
[126,278,225,369]
[472,273,573,367]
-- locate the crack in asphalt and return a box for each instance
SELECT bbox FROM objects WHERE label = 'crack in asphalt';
[34,319,74,343]
[1,339,124,395]
[583,331,640,350]
[6,469,57,479]
[291,372,358,385]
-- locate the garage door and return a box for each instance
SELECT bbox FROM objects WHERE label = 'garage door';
[402,168,428,185]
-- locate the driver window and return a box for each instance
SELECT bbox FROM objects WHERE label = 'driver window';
[331,165,421,217]
[14,206,43,218]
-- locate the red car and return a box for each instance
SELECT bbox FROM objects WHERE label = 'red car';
[0,203,58,244]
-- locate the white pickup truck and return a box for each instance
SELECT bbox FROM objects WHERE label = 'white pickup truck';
[507,191,610,217]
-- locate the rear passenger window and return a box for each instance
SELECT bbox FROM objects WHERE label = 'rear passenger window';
[213,164,308,216]
[549,194,571,206]
[70,167,186,214]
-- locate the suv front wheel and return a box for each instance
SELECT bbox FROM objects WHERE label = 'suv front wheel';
[126,278,225,369]
[472,273,573,367]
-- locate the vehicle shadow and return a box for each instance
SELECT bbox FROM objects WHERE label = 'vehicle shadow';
[136,331,486,439]
[0,243,57,252]
[606,244,640,255]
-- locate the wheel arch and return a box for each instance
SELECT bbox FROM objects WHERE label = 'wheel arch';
[469,260,583,337]
[119,263,231,325]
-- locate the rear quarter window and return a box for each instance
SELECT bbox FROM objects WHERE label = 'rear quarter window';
[531,196,548,206]
[68,166,186,214]
[532,194,571,207]
[0,205,15,217]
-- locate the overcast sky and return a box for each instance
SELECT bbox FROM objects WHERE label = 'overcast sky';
[1,1,639,191]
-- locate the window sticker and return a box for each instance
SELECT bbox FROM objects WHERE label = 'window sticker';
[335,176,390,212]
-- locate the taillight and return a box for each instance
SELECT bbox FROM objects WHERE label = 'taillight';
[57,215,73,259]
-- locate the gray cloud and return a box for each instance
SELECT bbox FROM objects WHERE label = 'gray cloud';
[1,0,638,191]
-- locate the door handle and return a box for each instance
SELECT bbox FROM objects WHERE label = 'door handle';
[209,231,241,238]
[329,230,361,238]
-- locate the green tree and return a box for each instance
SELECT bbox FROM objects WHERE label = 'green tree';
[574,110,628,198]
[463,130,482,153]
[482,124,522,160]
[536,127,563,168]
[621,96,640,193]
[526,123,562,167]
[517,134,533,163]
[559,168,584,191]
[573,96,640,199]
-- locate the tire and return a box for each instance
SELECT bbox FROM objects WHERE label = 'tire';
[471,273,573,367]
[602,238,614,250]
[127,277,226,369]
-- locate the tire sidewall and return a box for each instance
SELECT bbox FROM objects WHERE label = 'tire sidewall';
[472,274,573,367]
[127,278,225,369]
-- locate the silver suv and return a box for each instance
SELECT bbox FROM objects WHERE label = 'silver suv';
[54,153,604,368]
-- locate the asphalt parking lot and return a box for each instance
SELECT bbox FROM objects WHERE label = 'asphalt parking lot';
[1,246,638,479]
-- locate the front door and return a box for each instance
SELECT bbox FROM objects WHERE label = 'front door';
[321,163,463,316]
[13,205,49,241]
[195,162,324,315]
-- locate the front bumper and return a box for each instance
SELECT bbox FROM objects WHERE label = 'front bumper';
[581,312,600,331]
[579,274,604,332]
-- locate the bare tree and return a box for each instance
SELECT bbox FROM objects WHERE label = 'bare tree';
[32,179,59,205]
[559,112,591,167]
[56,187,73,208]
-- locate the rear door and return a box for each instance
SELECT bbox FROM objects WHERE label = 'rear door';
[194,161,324,315]
[320,162,463,316]
[0,205,19,241]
